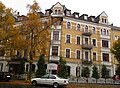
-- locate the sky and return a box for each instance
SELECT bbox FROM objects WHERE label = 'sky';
[1,0,120,27]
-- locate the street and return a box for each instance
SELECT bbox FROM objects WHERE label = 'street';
[0,84,52,88]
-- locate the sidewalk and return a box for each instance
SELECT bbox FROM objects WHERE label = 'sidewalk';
[0,80,31,85]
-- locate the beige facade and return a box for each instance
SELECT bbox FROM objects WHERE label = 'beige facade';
[0,2,120,77]
[47,2,120,77]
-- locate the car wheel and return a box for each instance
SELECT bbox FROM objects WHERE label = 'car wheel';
[32,80,37,86]
[53,82,59,88]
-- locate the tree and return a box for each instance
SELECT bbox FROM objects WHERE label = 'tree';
[58,57,68,78]
[81,67,90,78]
[92,65,99,79]
[111,38,120,63]
[101,65,109,78]
[116,64,120,77]
[18,59,25,75]
[35,54,46,77]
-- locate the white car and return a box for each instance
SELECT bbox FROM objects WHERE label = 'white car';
[31,74,69,88]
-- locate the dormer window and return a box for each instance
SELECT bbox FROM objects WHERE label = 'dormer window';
[102,18,107,23]
[84,16,88,20]
[55,10,57,14]
[58,9,61,14]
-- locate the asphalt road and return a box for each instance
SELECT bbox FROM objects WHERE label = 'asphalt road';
[0,84,53,88]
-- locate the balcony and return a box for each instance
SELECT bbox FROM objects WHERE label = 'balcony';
[51,40,60,45]
[49,56,60,62]
[52,25,62,29]
[82,60,92,65]
[82,32,92,36]
[82,44,93,50]
[100,35,110,39]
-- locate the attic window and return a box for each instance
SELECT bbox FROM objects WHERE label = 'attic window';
[75,15,79,18]
[55,10,57,14]
[58,10,61,14]
[102,18,107,23]
[66,11,71,16]
[84,16,87,20]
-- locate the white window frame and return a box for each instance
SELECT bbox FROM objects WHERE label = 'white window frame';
[83,50,90,61]
[66,21,72,29]
[92,38,97,47]
[76,24,80,31]
[92,51,98,61]
[76,49,81,59]
[92,27,96,34]
[65,48,71,58]
[76,35,81,45]
[65,34,72,43]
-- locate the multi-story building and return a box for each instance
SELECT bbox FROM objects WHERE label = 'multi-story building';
[45,2,120,77]
[0,2,120,77]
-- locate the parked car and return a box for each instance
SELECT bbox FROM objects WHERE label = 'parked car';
[31,74,69,88]
[0,72,12,82]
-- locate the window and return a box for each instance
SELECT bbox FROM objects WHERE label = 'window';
[115,36,119,40]
[85,38,88,44]
[66,34,71,43]
[85,51,88,60]
[77,24,80,31]
[107,30,109,35]
[76,36,81,45]
[53,31,59,41]
[52,46,58,56]
[101,29,103,35]
[67,22,71,29]
[49,75,56,79]
[102,40,109,48]
[32,64,35,72]
[58,9,61,14]
[93,52,96,61]
[85,25,88,32]
[0,50,5,56]
[24,49,27,57]
[92,39,96,46]
[76,50,80,59]
[26,64,29,72]
[92,27,96,34]
[105,19,107,23]
[103,53,109,62]
[55,9,57,14]
[66,49,70,58]
[103,29,106,35]
[26,35,30,40]
[0,63,3,71]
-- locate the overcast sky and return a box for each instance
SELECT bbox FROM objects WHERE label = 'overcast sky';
[1,0,120,27]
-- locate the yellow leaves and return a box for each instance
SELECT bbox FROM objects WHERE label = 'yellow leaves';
[0,2,5,12]
[27,0,40,13]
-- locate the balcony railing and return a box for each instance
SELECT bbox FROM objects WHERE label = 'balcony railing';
[49,56,60,62]
[82,60,92,65]
[52,25,62,29]
[82,44,93,50]
[82,32,92,36]
[51,40,60,45]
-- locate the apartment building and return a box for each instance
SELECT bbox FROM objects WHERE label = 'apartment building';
[0,2,120,77]
[46,2,120,77]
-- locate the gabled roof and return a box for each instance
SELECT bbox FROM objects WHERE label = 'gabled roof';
[96,11,108,18]
[50,2,68,11]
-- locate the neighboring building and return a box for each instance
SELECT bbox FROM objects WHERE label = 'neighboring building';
[0,2,120,78]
